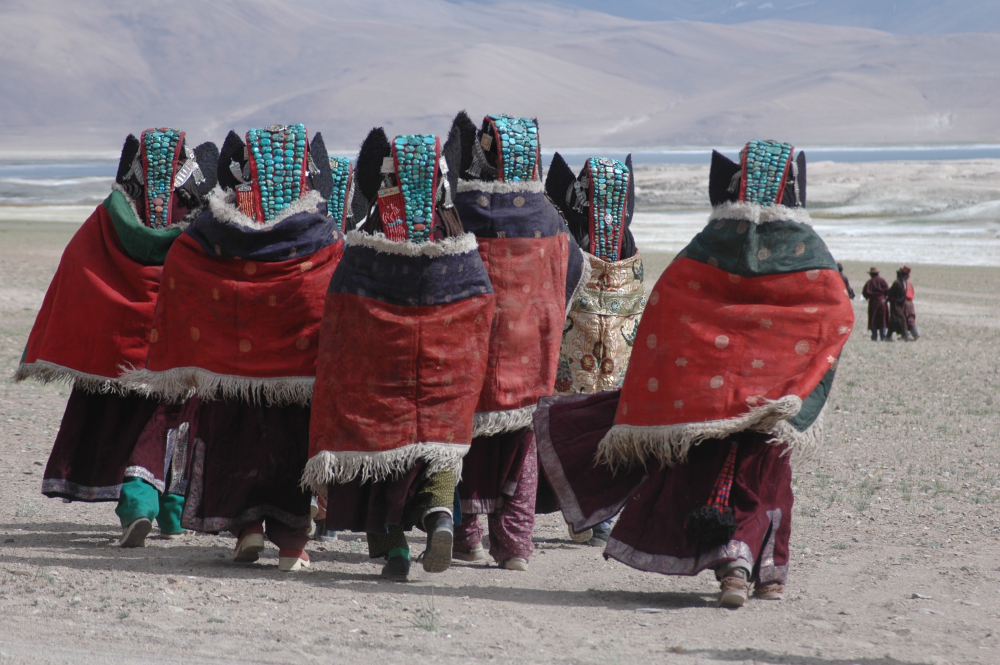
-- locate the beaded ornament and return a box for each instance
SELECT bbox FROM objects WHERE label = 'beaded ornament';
[583,157,630,262]
[378,134,440,243]
[740,139,793,206]
[245,124,309,222]
[327,157,353,230]
[485,115,539,182]
[142,128,184,229]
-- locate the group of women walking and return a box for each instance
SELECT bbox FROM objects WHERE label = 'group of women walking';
[15,116,853,608]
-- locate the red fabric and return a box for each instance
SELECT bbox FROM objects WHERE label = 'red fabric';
[617,257,854,428]
[22,205,162,379]
[309,293,495,457]
[475,235,569,413]
[146,233,343,378]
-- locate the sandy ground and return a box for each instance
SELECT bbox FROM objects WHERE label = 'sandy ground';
[1,221,999,665]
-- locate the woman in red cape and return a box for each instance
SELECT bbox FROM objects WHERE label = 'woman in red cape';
[444,112,588,571]
[125,125,344,572]
[304,127,495,581]
[16,129,216,547]
[535,141,854,607]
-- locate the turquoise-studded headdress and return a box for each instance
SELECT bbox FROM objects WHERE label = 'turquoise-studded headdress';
[326,156,354,231]
[472,115,541,182]
[580,157,631,262]
[545,152,637,263]
[114,128,219,230]
[239,124,310,223]
[351,127,462,243]
[708,139,806,209]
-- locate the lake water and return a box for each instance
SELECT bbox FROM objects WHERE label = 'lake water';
[3,148,1000,266]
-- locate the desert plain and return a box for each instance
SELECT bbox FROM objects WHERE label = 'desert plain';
[0,161,998,665]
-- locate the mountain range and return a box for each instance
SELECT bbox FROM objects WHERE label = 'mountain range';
[1,0,998,155]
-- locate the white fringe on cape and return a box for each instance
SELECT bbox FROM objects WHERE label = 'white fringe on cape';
[344,230,478,257]
[301,443,470,494]
[208,189,324,230]
[596,395,819,472]
[13,360,127,394]
[456,179,545,195]
[122,366,312,406]
[472,404,537,438]
[708,201,812,226]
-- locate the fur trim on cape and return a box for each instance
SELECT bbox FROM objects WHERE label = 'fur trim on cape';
[709,201,812,226]
[770,406,825,465]
[122,367,311,406]
[472,404,537,438]
[301,443,470,493]
[110,182,198,229]
[344,230,478,257]
[596,395,804,472]
[208,189,324,230]
[565,247,593,318]
[456,179,544,195]
[13,360,127,394]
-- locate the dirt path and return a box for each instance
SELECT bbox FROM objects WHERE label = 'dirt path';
[1,225,998,665]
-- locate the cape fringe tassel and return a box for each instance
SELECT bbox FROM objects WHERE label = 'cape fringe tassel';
[121,366,312,406]
[770,406,826,465]
[596,395,803,472]
[13,360,127,394]
[456,179,544,195]
[709,201,812,226]
[344,230,478,257]
[565,248,593,318]
[208,189,324,230]
[472,404,537,438]
[301,443,470,494]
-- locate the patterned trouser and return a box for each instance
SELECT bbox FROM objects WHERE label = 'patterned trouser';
[454,434,538,562]
[367,468,456,558]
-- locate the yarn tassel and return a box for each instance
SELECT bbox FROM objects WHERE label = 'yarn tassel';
[684,441,739,549]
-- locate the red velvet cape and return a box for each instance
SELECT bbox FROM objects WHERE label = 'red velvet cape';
[136,232,343,403]
[17,192,179,388]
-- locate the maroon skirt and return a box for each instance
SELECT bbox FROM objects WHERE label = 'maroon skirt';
[181,399,312,533]
[323,463,425,534]
[124,398,200,496]
[42,387,160,501]
[457,429,533,515]
[536,392,793,584]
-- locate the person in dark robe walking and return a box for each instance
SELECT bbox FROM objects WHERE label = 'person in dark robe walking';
[862,266,890,341]
[837,263,855,299]
[887,265,919,341]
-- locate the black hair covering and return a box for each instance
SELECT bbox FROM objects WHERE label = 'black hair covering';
[450,110,478,179]
[191,142,219,196]
[115,134,144,201]
[309,132,334,202]
[619,154,636,260]
[353,128,391,234]
[544,152,585,239]
[441,122,462,203]
[217,131,247,192]
[708,150,741,207]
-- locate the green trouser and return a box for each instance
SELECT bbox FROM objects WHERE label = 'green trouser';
[367,468,456,559]
[115,477,185,534]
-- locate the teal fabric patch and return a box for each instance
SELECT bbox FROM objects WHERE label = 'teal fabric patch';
[103,190,182,266]
[787,365,837,432]
[681,216,837,278]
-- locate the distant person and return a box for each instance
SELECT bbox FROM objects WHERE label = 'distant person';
[887,265,920,341]
[861,266,890,341]
[837,263,855,299]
